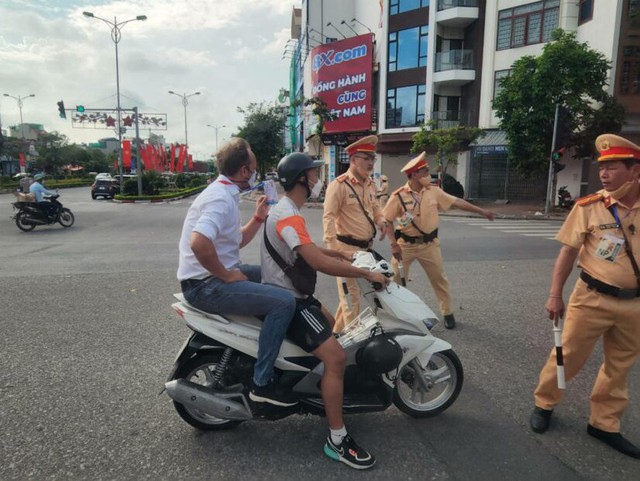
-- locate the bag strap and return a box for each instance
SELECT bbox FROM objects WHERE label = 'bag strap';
[395,191,430,237]
[608,205,640,288]
[263,223,291,272]
[343,181,377,236]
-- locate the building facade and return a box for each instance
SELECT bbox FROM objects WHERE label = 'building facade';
[288,0,640,202]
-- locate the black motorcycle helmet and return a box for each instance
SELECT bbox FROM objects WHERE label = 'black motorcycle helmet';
[356,328,403,374]
[277,152,324,194]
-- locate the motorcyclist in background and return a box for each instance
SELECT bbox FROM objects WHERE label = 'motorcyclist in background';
[29,173,57,219]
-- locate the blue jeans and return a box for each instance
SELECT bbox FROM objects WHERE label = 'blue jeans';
[182,264,296,386]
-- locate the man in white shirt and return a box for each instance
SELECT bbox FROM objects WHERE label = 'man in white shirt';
[29,173,57,219]
[177,138,297,407]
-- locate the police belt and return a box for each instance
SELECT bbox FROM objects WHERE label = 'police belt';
[336,235,373,249]
[395,228,438,244]
[580,271,640,299]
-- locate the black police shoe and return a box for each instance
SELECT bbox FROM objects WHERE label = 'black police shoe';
[587,424,640,458]
[444,314,456,329]
[530,407,553,433]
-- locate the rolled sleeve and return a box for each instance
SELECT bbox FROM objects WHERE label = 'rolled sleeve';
[193,197,228,241]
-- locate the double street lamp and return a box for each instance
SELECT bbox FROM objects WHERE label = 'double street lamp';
[83,11,147,190]
[169,90,201,144]
[3,93,36,173]
[206,124,226,153]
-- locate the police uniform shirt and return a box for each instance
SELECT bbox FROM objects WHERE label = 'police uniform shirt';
[557,189,640,289]
[323,171,384,248]
[383,183,456,237]
[261,196,314,298]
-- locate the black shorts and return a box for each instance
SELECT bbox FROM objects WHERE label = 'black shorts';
[287,297,333,352]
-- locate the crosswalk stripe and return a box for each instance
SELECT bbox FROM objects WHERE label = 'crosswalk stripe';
[445,217,561,241]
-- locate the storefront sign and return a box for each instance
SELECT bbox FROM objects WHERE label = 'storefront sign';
[310,33,374,134]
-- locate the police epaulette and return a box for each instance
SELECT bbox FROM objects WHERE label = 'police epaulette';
[336,173,348,183]
[576,193,604,207]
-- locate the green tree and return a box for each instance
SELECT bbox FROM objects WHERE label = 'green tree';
[493,30,625,177]
[34,131,68,173]
[411,120,485,175]
[84,149,111,173]
[235,102,288,177]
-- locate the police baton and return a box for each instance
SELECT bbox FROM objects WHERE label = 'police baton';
[398,263,407,287]
[552,318,566,389]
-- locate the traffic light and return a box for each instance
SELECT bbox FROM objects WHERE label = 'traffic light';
[552,147,566,173]
[553,105,571,150]
[57,100,66,119]
[76,105,85,113]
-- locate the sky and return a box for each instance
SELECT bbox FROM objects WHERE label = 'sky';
[0,0,298,160]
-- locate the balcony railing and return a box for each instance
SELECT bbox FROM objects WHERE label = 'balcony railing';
[435,50,474,72]
[438,0,479,10]
[431,110,467,129]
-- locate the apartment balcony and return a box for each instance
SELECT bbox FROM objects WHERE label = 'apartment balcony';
[433,50,475,86]
[436,0,479,28]
[430,110,474,129]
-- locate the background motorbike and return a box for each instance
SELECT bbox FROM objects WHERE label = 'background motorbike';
[12,194,75,231]
[164,251,463,431]
[557,186,575,209]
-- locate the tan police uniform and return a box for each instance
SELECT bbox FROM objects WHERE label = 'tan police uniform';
[323,135,385,332]
[383,153,457,317]
[377,175,389,206]
[534,134,640,433]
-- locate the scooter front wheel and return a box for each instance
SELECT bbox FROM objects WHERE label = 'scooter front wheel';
[58,208,74,227]
[393,349,463,418]
[15,212,36,231]
[172,353,243,431]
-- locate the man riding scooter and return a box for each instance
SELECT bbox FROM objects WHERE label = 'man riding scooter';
[29,173,58,220]
[261,152,389,469]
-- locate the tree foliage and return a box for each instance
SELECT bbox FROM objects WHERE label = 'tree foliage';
[34,131,69,173]
[493,30,624,176]
[412,120,485,175]
[235,102,288,176]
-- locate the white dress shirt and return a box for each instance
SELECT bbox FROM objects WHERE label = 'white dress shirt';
[177,175,243,281]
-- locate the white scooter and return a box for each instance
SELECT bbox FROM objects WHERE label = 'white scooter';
[164,251,463,430]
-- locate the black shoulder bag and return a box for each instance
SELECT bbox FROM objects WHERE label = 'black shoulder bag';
[263,227,317,296]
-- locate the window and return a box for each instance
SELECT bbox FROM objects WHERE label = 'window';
[630,0,640,29]
[390,0,430,15]
[621,46,640,95]
[578,0,593,24]
[388,26,429,71]
[493,69,511,100]
[497,0,559,50]
[386,84,426,128]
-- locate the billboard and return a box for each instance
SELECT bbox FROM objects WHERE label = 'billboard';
[310,33,374,135]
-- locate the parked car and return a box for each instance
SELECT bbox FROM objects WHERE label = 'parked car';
[91,179,118,199]
[265,171,278,181]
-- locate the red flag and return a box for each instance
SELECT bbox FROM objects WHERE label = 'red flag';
[188,154,193,171]
[19,152,25,167]
[170,144,177,172]
[122,140,132,168]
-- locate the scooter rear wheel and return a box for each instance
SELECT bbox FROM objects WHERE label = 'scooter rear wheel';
[393,349,463,418]
[58,208,74,228]
[172,353,243,431]
[15,212,36,231]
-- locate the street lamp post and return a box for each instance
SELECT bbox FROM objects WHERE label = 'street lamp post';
[3,93,35,174]
[169,91,201,172]
[206,124,227,153]
[83,11,147,193]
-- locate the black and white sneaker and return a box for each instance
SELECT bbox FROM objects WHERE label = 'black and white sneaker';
[324,434,376,470]
[249,379,298,407]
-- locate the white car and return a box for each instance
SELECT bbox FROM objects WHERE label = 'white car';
[95,173,113,181]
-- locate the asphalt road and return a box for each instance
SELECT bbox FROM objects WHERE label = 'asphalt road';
[0,187,638,480]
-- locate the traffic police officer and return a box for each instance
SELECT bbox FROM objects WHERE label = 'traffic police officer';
[530,133,640,459]
[323,135,387,332]
[383,152,495,329]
